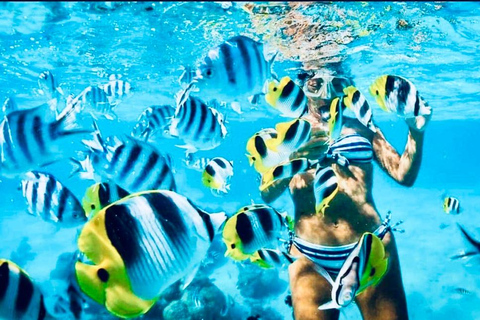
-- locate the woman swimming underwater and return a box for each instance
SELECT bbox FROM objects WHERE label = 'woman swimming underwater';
[261,69,432,320]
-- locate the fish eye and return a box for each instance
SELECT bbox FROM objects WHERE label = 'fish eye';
[91,204,96,210]
[231,244,236,249]
[375,90,379,95]
[252,157,256,161]
[205,68,213,77]
[273,87,277,92]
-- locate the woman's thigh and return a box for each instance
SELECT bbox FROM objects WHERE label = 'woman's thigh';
[355,233,409,320]
[288,257,340,320]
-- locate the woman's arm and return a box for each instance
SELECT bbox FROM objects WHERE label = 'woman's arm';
[372,113,431,187]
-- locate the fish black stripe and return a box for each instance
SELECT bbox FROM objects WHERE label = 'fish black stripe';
[144,193,188,249]
[447,197,451,207]
[297,121,310,145]
[236,37,252,90]
[236,213,255,245]
[352,90,361,105]
[196,102,208,136]
[120,145,142,179]
[359,101,369,118]
[213,158,226,168]
[283,252,295,264]
[38,295,46,320]
[396,77,410,112]
[151,161,170,190]
[255,207,274,233]
[15,271,34,313]
[385,76,396,97]
[322,184,338,198]
[184,97,197,134]
[108,144,125,174]
[205,164,216,177]
[57,188,68,222]
[316,168,335,185]
[191,201,215,242]
[272,165,283,178]
[291,159,303,174]
[117,185,129,198]
[207,109,216,134]
[17,113,33,162]
[133,152,159,190]
[284,120,300,142]
[99,183,111,206]
[281,80,295,99]
[414,95,420,117]
[258,250,267,261]
[255,135,267,157]
[32,116,46,155]
[105,202,143,265]
[292,88,305,112]
[31,180,39,215]
[0,262,9,301]
[220,43,236,85]
[43,175,57,216]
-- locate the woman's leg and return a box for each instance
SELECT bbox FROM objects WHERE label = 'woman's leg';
[355,233,409,320]
[288,256,340,320]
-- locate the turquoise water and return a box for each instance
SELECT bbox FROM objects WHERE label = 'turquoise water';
[0,2,480,319]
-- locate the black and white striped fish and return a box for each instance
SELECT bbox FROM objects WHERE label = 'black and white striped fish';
[369,75,432,118]
[21,171,87,226]
[260,158,317,191]
[314,165,339,215]
[131,105,175,141]
[38,71,64,101]
[3,96,18,114]
[74,85,117,120]
[324,134,373,167]
[75,123,176,193]
[250,248,296,269]
[265,76,308,118]
[194,35,277,114]
[75,190,227,305]
[169,95,227,153]
[444,196,460,214]
[342,86,376,133]
[202,157,234,194]
[0,101,91,178]
[268,118,312,155]
[0,259,47,320]
[101,74,132,105]
[222,204,293,261]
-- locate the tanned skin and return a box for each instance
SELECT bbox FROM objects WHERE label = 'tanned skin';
[261,89,431,320]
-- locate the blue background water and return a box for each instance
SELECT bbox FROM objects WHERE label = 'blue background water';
[0,2,480,319]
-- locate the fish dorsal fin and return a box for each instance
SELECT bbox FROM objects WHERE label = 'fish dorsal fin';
[2,96,18,115]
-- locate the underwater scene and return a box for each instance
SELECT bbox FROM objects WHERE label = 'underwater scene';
[0,1,480,320]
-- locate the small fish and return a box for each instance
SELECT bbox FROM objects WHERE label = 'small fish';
[74,86,117,120]
[38,70,64,101]
[313,165,339,215]
[82,181,130,218]
[194,35,277,114]
[222,204,294,261]
[102,74,132,105]
[21,171,87,226]
[444,197,460,214]
[266,118,312,154]
[73,123,176,193]
[317,232,389,310]
[249,248,296,269]
[183,153,212,172]
[169,95,227,153]
[260,158,317,192]
[131,105,175,141]
[2,96,18,114]
[75,190,227,317]
[324,134,373,167]
[452,287,473,296]
[342,86,376,132]
[265,76,308,118]
[0,259,47,320]
[369,75,432,118]
[0,100,91,178]
[246,128,282,174]
[202,157,234,194]
[327,97,346,143]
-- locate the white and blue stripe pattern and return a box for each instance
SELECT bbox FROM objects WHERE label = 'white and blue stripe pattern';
[325,133,373,166]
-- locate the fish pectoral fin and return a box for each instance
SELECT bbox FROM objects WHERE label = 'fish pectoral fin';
[230,101,243,114]
[318,300,341,311]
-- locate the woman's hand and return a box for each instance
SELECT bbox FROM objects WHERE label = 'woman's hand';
[405,106,432,133]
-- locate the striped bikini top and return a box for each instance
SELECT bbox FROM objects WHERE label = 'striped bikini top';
[324,133,373,166]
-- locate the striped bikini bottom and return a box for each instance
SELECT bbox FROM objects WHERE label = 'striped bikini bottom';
[292,211,401,278]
